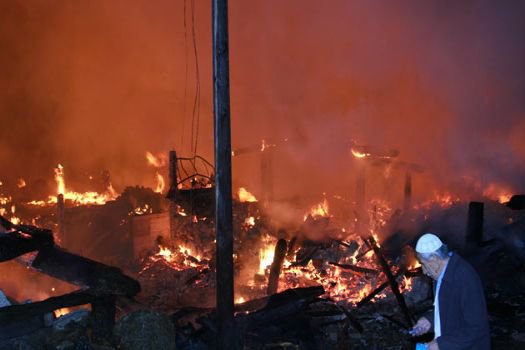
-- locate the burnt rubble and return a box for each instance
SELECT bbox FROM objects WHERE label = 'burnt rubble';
[2,190,525,349]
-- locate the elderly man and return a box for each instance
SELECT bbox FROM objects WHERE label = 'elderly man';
[411,233,490,350]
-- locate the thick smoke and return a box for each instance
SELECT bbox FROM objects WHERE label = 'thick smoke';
[0,0,524,201]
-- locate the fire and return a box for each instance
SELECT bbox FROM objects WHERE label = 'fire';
[53,308,72,318]
[483,183,513,203]
[54,164,65,195]
[235,296,245,304]
[17,178,26,188]
[141,244,205,273]
[24,163,120,206]
[258,235,276,274]
[145,151,167,168]
[0,195,11,206]
[157,245,175,262]
[304,198,329,220]
[401,276,413,293]
[10,205,20,225]
[154,171,165,193]
[176,205,188,217]
[238,187,257,202]
[351,148,370,159]
[145,152,166,194]
[244,216,256,227]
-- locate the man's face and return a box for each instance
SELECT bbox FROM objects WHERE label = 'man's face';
[417,254,441,280]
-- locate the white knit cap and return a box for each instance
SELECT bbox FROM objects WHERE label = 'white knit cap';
[415,233,443,254]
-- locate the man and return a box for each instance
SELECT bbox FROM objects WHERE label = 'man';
[411,233,490,350]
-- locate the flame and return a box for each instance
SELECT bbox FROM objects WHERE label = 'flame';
[106,183,118,198]
[244,216,256,227]
[176,205,188,217]
[304,198,329,220]
[154,171,165,193]
[141,243,205,274]
[235,296,245,304]
[401,276,413,293]
[54,164,65,195]
[17,178,26,188]
[10,205,20,225]
[25,163,120,206]
[145,151,166,168]
[238,187,258,202]
[258,235,276,274]
[0,195,11,206]
[158,246,175,262]
[483,183,513,203]
[53,308,72,318]
[351,148,370,159]
[134,204,151,215]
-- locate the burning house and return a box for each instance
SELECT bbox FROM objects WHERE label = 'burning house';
[2,1,525,349]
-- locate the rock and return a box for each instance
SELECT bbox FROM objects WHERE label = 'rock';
[114,310,176,350]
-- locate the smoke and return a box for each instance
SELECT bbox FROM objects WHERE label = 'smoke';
[0,0,524,201]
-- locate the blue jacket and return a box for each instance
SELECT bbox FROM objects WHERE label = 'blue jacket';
[428,254,490,349]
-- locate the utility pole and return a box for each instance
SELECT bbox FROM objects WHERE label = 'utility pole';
[212,0,236,349]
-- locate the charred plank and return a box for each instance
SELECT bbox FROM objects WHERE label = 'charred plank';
[267,239,287,295]
[31,246,140,296]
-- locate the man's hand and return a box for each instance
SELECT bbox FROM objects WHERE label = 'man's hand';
[426,340,439,350]
[411,317,431,336]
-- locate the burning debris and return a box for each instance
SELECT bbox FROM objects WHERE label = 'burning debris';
[2,149,525,349]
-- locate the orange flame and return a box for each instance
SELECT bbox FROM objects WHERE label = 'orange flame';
[154,171,165,193]
[53,307,72,318]
[54,164,65,195]
[351,148,370,159]
[145,151,166,168]
[304,198,329,220]
[17,178,26,188]
[258,235,276,274]
[483,183,513,203]
[238,187,257,202]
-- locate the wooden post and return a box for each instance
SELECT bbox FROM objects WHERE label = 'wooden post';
[213,0,236,348]
[267,239,287,295]
[57,194,65,246]
[367,236,413,327]
[466,201,484,248]
[169,150,178,242]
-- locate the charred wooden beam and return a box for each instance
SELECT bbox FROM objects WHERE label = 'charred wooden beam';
[236,299,308,331]
[31,246,140,297]
[169,150,178,242]
[356,266,421,308]
[267,239,287,295]
[0,290,94,323]
[0,217,54,262]
[367,236,413,327]
[235,286,325,315]
[331,303,364,333]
